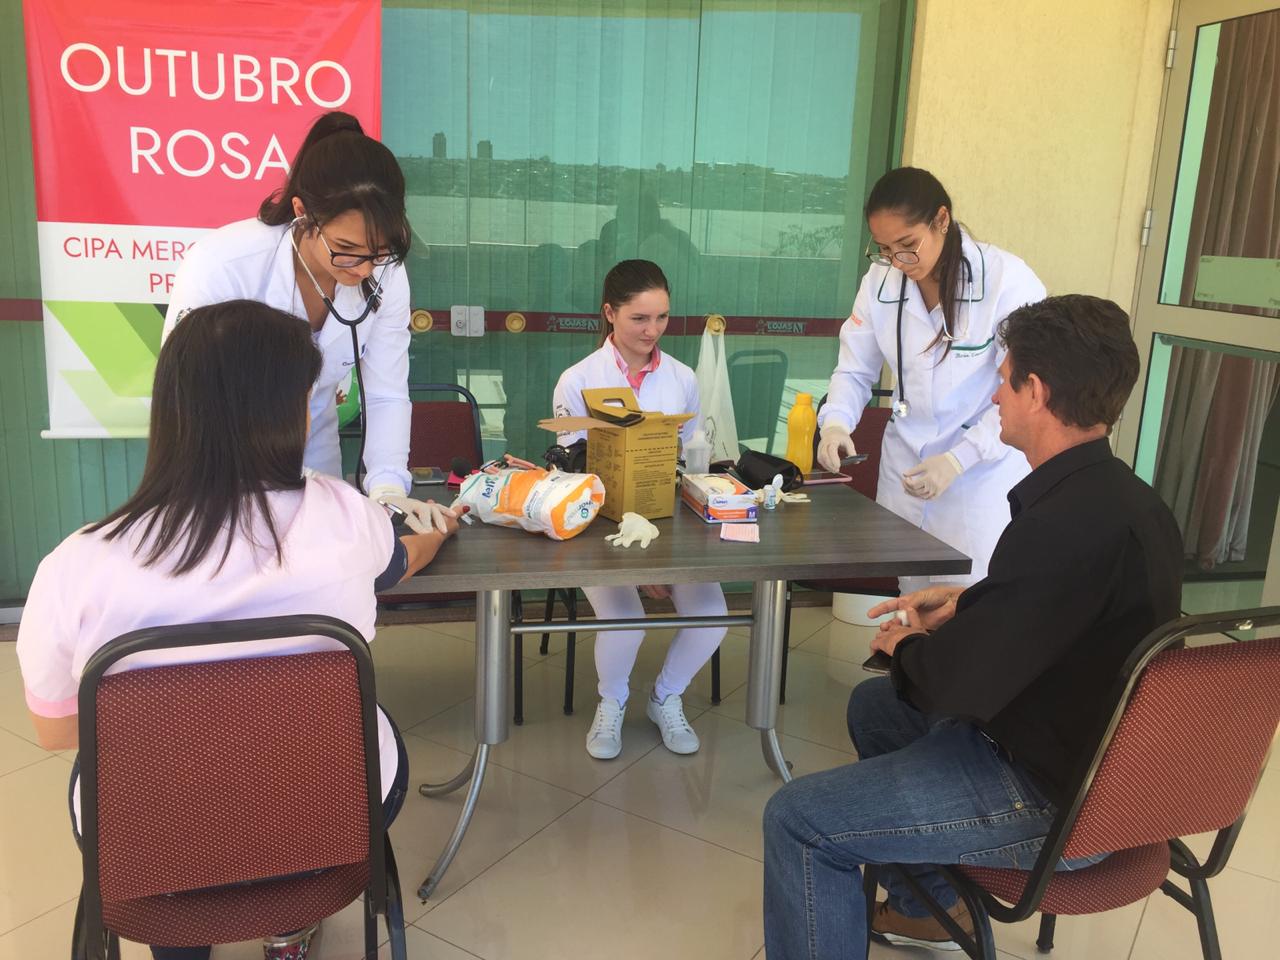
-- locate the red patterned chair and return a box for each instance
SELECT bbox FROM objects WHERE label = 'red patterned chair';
[867,607,1280,960]
[73,615,405,960]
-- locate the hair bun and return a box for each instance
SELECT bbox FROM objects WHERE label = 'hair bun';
[313,111,364,140]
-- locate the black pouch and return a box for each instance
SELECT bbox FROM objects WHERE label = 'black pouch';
[544,438,588,473]
[734,450,803,491]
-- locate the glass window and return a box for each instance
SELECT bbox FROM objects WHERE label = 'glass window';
[1159,8,1280,315]
[377,0,912,462]
[1139,335,1280,621]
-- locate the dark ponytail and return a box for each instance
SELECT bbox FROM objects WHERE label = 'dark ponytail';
[865,167,966,358]
[598,259,670,346]
[259,111,411,272]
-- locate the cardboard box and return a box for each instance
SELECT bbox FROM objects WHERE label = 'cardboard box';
[680,473,759,524]
[538,387,692,522]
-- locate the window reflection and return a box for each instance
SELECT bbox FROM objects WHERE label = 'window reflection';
[1151,337,1280,614]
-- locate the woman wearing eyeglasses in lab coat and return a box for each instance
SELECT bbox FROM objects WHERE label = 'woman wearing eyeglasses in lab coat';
[816,167,1046,593]
[552,259,726,761]
[164,111,453,536]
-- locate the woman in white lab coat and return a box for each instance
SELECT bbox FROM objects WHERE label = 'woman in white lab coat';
[552,260,725,760]
[816,167,1046,592]
[164,111,450,535]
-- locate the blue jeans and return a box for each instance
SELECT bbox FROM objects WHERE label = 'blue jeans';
[72,712,411,960]
[762,676,1105,960]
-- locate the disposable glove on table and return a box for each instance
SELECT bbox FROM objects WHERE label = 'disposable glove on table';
[604,512,661,549]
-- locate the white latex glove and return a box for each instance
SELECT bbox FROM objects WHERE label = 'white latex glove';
[816,423,856,473]
[604,512,661,549]
[901,452,963,500]
[370,484,457,535]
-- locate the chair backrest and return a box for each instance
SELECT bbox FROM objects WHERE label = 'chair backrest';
[1061,634,1280,860]
[408,382,483,471]
[727,349,788,454]
[847,406,891,500]
[78,616,384,937]
[813,392,891,500]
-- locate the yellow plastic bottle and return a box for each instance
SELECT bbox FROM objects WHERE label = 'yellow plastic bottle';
[784,393,817,475]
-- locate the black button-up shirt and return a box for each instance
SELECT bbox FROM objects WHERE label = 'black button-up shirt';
[890,438,1184,804]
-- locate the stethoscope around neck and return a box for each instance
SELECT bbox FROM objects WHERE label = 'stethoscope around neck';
[289,217,389,328]
[289,217,394,490]
[891,255,974,420]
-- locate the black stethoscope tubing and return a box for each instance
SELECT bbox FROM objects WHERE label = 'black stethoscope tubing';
[291,221,390,492]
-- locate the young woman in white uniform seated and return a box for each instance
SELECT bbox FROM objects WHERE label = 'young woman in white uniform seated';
[16,300,458,960]
[816,167,1046,593]
[552,260,727,760]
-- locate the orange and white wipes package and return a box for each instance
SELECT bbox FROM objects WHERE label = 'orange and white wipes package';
[455,467,605,540]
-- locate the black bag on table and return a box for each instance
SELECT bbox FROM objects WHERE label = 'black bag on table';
[733,450,803,492]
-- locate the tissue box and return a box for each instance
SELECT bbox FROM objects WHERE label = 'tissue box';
[681,473,758,524]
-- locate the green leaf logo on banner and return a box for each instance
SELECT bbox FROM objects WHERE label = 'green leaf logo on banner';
[46,301,163,434]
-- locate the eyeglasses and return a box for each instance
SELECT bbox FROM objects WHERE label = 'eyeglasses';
[316,227,401,268]
[865,234,924,267]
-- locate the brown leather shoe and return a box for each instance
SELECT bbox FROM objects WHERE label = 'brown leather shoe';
[871,899,974,951]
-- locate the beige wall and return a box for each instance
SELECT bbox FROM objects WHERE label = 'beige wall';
[902,0,1175,309]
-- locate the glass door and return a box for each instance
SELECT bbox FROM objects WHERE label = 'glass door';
[1120,0,1280,615]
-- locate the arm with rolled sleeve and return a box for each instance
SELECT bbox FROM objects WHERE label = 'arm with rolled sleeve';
[17,546,83,748]
[818,280,884,434]
[889,513,1113,721]
[947,264,1047,471]
[358,270,413,495]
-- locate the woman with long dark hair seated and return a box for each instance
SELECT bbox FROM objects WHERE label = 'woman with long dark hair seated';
[16,299,456,960]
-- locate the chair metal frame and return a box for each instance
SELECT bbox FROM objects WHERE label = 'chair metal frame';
[73,615,405,960]
[868,606,1280,960]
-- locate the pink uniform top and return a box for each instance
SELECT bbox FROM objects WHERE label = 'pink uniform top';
[17,475,399,802]
[607,335,662,391]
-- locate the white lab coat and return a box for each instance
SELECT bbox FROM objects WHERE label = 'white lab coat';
[819,231,1046,590]
[163,219,412,495]
[552,341,702,448]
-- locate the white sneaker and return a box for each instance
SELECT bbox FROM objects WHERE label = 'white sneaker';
[646,691,700,755]
[586,697,626,759]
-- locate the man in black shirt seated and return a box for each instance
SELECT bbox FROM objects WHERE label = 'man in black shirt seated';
[762,295,1183,960]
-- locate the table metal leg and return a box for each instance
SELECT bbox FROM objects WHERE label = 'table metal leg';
[417,743,489,899]
[418,590,512,899]
[746,579,792,782]
[761,730,791,782]
[418,753,476,797]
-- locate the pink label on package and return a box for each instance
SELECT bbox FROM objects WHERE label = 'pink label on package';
[719,524,760,543]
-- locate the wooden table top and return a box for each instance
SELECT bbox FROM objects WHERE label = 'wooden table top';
[381,483,971,596]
